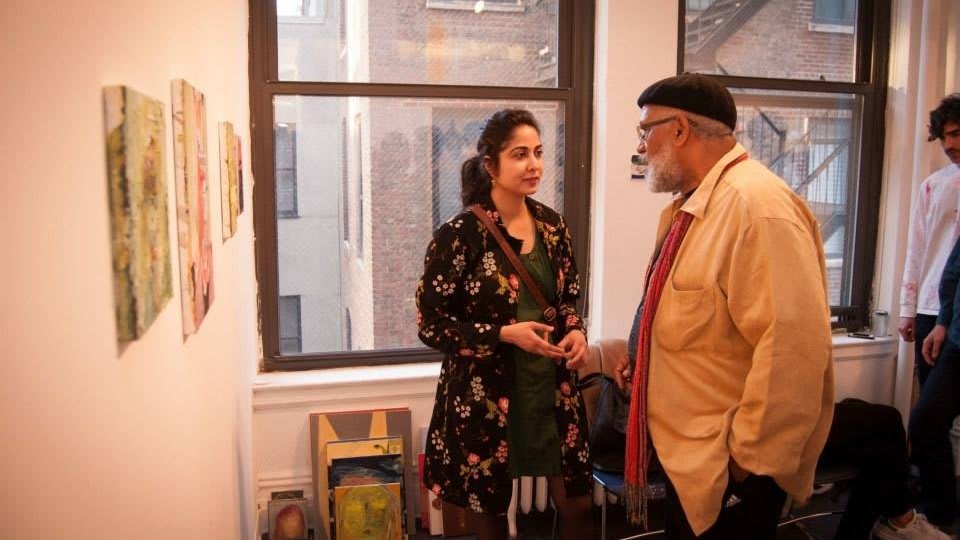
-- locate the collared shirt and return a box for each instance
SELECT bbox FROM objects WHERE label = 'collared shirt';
[900,163,960,318]
[646,143,835,535]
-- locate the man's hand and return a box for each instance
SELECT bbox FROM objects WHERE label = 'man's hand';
[613,349,632,390]
[500,322,565,359]
[898,316,916,342]
[922,324,947,366]
[557,329,588,370]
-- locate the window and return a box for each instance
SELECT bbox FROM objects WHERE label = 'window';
[251,0,595,370]
[813,0,856,27]
[680,0,890,330]
[354,114,364,259]
[426,0,525,13]
[340,118,348,241]
[279,295,303,353]
[275,123,298,218]
[277,0,326,18]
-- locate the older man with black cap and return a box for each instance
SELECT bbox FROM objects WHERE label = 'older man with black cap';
[612,73,835,539]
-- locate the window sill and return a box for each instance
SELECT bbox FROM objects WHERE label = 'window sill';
[832,333,897,351]
[253,361,441,411]
[808,21,855,34]
[425,0,524,13]
[253,335,897,406]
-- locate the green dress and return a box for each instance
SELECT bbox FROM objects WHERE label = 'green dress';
[508,234,562,478]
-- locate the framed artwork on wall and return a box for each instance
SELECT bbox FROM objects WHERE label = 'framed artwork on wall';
[219,121,241,240]
[102,85,173,341]
[171,78,214,335]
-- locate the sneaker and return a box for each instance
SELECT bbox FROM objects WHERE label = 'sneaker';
[873,512,952,540]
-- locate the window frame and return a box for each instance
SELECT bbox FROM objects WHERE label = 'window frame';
[676,0,891,331]
[250,0,596,371]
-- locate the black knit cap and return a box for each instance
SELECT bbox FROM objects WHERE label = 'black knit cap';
[636,73,737,132]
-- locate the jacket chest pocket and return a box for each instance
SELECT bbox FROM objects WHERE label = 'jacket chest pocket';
[653,281,717,352]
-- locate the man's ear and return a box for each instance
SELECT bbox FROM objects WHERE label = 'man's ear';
[674,116,692,146]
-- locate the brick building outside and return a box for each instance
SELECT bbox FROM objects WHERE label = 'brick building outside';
[277,0,856,356]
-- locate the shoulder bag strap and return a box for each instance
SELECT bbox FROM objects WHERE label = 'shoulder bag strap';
[469,204,557,323]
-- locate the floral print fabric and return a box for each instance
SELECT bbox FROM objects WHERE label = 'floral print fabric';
[416,196,591,514]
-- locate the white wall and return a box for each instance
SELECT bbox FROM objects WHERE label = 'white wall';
[0,1,257,539]
[589,0,678,340]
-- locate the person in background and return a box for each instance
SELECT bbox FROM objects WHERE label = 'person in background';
[905,93,960,536]
[899,94,960,389]
[613,73,834,540]
[416,109,593,540]
[819,398,949,540]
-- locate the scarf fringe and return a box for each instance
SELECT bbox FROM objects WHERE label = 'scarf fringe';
[624,481,649,530]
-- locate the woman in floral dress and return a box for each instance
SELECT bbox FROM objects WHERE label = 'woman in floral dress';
[416,109,593,539]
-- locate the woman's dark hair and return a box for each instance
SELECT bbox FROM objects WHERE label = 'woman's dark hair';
[461,109,541,206]
[929,93,960,141]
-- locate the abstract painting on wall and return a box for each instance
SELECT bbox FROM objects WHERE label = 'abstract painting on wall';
[218,121,241,240]
[171,79,214,335]
[237,136,244,214]
[334,483,403,540]
[103,85,173,341]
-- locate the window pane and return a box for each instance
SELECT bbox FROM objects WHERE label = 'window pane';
[276,0,560,87]
[274,95,565,354]
[276,124,298,217]
[683,0,856,81]
[813,0,856,26]
[729,89,862,306]
[279,295,302,353]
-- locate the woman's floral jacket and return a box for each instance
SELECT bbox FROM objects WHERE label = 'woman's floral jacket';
[416,196,592,514]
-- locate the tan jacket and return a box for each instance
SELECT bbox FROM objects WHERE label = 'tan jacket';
[648,144,834,534]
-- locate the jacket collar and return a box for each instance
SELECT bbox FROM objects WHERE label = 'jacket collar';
[474,195,557,228]
[675,142,748,220]
[473,195,558,255]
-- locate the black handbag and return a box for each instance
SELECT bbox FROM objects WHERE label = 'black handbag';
[582,339,631,472]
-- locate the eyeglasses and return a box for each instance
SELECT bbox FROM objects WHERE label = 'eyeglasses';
[636,115,679,142]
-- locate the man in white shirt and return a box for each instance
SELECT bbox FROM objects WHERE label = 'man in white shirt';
[899,93,960,388]
[899,92,960,536]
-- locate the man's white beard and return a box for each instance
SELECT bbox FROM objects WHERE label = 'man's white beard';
[647,145,687,194]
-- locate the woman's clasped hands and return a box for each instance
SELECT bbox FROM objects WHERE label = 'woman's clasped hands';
[500,323,587,370]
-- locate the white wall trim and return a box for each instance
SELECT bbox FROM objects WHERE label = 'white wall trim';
[258,471,314,490]
[831,334,898,357]
[252,362,441,411]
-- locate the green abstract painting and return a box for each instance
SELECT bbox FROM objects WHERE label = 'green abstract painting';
[103,85,172,341]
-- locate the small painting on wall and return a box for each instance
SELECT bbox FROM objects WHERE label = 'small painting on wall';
[237,135,244,214]
[102,85,173,341]
[171,79,214,335]
[219,121,241,240]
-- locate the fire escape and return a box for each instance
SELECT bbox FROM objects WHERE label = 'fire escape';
[685,0,851,246]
